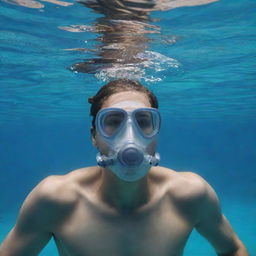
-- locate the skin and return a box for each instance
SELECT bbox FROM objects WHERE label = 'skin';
[0,91,248,256]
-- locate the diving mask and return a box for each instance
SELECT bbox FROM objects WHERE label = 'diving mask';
[95,105,161,181]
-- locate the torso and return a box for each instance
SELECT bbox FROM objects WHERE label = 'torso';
[47,167,202,256]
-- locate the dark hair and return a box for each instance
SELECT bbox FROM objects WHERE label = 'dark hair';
[88,79,158,136]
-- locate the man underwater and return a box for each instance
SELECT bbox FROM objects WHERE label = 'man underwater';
[0,79,248,255]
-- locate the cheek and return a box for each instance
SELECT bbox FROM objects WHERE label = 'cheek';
[94,134,110,155]
[146,139,157,154]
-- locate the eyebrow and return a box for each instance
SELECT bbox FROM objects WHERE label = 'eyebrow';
[106,112,124,117]
[135,112,151,117]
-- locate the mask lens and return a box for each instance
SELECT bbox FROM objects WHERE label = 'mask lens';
[101,110,125,136]
[135,110,159,136]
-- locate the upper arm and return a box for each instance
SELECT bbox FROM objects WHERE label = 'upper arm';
[0,225,52,256]
[0,176,65,256]
[194,178,244,255]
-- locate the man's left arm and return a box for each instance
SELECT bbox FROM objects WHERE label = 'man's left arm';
[195,180,248,256]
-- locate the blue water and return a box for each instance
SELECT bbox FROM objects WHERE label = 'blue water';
[0,0,255,255]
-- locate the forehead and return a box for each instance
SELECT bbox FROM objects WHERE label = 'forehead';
[102,91,151,110]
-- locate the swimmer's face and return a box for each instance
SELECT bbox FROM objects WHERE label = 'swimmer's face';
[92,91,157,155]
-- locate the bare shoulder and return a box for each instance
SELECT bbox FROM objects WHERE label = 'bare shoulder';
[29,166,100,205]
[19,167,98,229]
[176,170,218,204]
[173,170,209,198]
[153,167,214,204]
[10,166,99,236]
[152,166,208,198]
[30,174,76,205]
[19,175,75,227]
[153,166,219,223]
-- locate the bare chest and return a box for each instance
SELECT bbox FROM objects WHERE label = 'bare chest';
[53,198,193,256]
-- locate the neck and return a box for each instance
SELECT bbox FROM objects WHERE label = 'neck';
[98,168,151,214]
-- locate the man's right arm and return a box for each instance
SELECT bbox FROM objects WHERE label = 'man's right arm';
[0,176,64,256]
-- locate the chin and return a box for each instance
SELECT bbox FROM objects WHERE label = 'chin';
[116,167,150,182]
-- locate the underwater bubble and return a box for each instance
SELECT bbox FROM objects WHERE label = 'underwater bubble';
[93,50,181,82]
[95,64,145,82]
[137,51,181,70]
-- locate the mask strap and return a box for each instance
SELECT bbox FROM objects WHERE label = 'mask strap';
[145,152,160,166]
[96,153,114,167]
[96,152,160,167]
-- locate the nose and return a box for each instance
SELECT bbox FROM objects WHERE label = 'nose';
[124,118,136,140]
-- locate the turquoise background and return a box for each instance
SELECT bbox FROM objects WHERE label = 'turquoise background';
[0,0,255,254]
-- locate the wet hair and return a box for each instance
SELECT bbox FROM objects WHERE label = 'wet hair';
[88,79,158,136]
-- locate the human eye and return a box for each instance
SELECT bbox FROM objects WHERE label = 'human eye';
[103,112,124,136]
[135,112,153,134]
[105,116,122,127]
[137,116,151,128]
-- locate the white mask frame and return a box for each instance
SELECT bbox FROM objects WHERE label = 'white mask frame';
[95,107,161,141]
